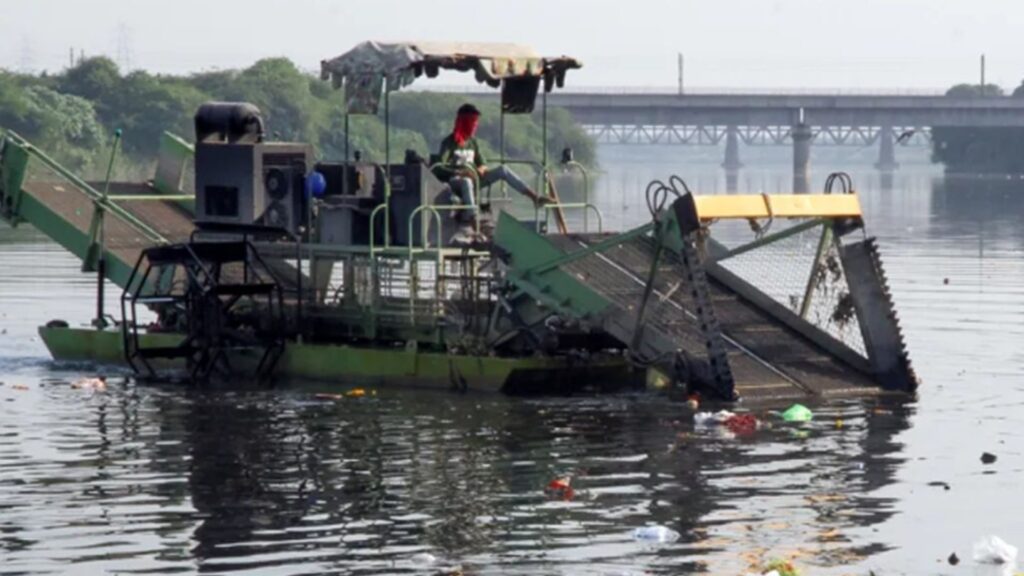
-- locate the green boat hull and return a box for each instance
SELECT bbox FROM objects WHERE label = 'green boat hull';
[39,326,637,392]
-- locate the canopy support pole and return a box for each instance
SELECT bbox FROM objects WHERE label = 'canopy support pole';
[541,89,548,170]
[384,90,390,169]
[384,89,391,246]
[345,113,350,162]
[500,104,507,199]
[343,112,350,196]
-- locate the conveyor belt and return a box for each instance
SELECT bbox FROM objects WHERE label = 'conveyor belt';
[547,232,881,400]
[19,177,301,293]
[19,180,193,281]
[92,182,196,244]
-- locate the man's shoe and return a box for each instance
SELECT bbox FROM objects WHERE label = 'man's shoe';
[449,225,475,246]
[479,219,496,236]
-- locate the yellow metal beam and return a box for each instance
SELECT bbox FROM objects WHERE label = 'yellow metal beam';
[692,194,862,221]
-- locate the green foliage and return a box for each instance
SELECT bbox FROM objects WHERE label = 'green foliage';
[115,71,207,157]
[219,58,322,143]
[22,86,106,167]
[933,83,1024,173]
[945,83,1004,97]
[58,57,120,103]
[2,57,596,178]
[0,72,32,132]
[0,73,105,171]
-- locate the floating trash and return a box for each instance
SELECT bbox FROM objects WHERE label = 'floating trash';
[632,525,680,543]
[314,389,374,401]
[973,535,1018,565]
[410,552,437,565]
[685,393,700,410]
[724,413,760,436]
[694,410,762,436]
[71,377,106,391]
[759,559,800,576]
[694,410,735,426]
[314,393,344,401]
[781,404,813,422]
[545,476,575,500]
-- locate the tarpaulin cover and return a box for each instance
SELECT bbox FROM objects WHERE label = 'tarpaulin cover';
[320,41,580,114]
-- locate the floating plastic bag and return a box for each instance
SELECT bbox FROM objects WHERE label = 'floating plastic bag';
[632,525,680,543]
[410,552,437,565]
[781,404,813,422]
[694,410,735,426]
[973,535,1018,565]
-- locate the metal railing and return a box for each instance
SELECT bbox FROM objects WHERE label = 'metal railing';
[415,84,949,96]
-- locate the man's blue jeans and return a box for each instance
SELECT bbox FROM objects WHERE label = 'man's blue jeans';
[449,165,533,218]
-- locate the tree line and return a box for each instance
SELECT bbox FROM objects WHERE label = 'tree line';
[932,82,1024,173]
[0,57,596,178]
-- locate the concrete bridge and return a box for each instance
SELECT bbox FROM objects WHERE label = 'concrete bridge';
[541,91,1024,191]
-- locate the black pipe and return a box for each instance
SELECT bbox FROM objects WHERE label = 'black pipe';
[296,240,302,343]
[95,257,106,328]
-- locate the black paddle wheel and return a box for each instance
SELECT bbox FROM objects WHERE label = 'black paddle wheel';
[121,240,286,382]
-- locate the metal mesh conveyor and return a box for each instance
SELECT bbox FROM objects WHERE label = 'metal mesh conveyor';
[557,233,879,399]
[91,182,196,244]
[496,194,917,402]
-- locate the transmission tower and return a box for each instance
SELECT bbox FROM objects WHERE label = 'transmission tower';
[18,37,35,73]
[115,23,134,71]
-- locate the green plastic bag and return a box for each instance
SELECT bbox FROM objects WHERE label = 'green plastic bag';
[781,403,813,422]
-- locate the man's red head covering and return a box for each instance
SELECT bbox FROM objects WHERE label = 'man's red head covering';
[453,103,480,146]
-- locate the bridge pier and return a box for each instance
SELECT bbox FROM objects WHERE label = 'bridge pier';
[725,170,739,193]
[722,125,743,171]
[876,124,899,171]
[792,123,813,193]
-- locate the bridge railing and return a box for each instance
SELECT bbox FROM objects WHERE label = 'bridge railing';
[417,84,948,96]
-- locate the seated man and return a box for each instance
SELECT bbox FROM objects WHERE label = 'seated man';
[432,103,549,230]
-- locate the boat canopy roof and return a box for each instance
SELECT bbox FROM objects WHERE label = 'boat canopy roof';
[320,41,581,114]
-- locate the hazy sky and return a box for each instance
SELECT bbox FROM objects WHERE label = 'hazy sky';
[3,0,1021,91]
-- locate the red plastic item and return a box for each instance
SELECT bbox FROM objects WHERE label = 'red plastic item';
[545,477,575,500]
[724,413,759,436]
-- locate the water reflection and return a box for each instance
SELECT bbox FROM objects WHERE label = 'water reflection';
[0,373,913,574]
[880,170,894,194]
[930,175,1024,246]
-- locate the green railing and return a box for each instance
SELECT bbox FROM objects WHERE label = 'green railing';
[536,202,603,233]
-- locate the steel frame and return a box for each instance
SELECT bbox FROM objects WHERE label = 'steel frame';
[584,124,932,147]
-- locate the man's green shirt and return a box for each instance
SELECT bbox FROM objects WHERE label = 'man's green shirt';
[433,134,486,182]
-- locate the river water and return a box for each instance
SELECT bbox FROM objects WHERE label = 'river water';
[1,149,1023,575]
